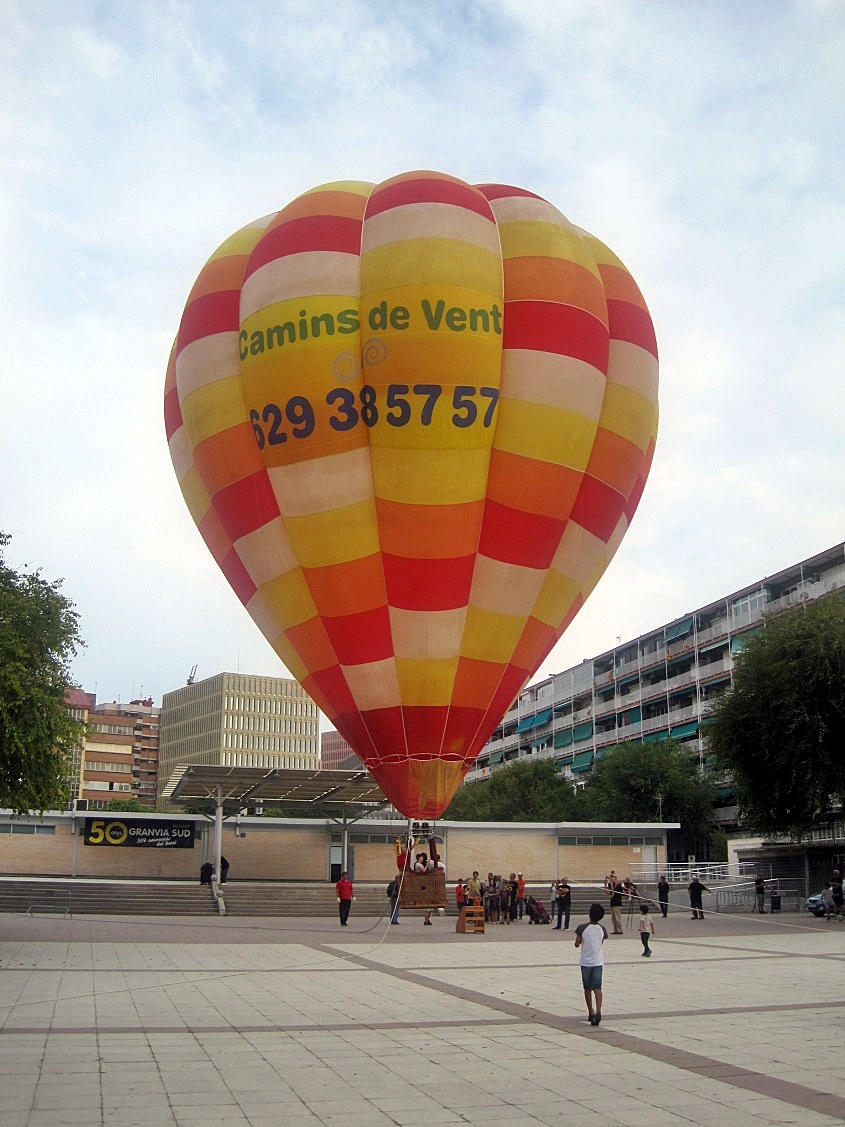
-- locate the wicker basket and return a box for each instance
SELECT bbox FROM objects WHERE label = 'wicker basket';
[398,869,446,909]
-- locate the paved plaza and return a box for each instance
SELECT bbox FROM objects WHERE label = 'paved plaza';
[1,905,843,1126]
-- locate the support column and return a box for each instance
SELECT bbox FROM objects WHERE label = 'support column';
[214,785,224,881]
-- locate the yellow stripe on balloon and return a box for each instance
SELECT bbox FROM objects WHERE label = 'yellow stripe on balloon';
[461,606,526,663]
[395,657,459,706]
[599,384,659,450]
[180,377,248,448]
[372,448,490,505]
[258,569,318,628]
[493,400,598,469]
[283,500,380,568]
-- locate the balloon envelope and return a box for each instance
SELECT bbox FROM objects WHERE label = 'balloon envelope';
[164,171,658,817]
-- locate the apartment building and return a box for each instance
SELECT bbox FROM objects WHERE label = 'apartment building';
[61,694,163,810]
[465,543,845,812]
[158,671,319,798]
[320,728,357,770]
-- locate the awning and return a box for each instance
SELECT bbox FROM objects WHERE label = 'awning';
[571,750,594,773]
[554,729,574,748]
[556,753,574,766]
[514,716,535,733]
[670,720,699,739]
[488,750,504,765]
[731,626,762,653]
[531,708,553,729]
[642,729,670,743]
[698,641,727,655]
[617,673,640,687]
[622,706,642,723]
[573,721,594,742]
[665,616,694,642]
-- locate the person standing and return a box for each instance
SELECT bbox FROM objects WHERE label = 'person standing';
[387,876,400,924]
[754,873,767,913]
[499,877,511,924]
[515,873,526,919]
[830,870,843,921]
[219,856,230,884]
[336,871,354,926]
[466,871,482,905]
[688,874,709,920]
[638,904,655,956]
[508,873,520,921]
[657,874,670,918]
[554,876,572,930]
[575,903,608,1026]
[608,873,624,934]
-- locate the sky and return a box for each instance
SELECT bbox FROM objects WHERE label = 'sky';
[1,0,843,721]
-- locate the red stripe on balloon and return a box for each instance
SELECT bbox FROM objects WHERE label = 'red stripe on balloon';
[219,547,257,606]
[504,301,609,371]
[329,710,377,760]
[401,706,451,757]
[243,216,362,279]
[365,178,495,221]
[352,706,406,757]
[475,183,546,202]
[569,474,626,542]
[478,500,566,569]
[304,667,358,717]
[322,606,393,666]
[442,706,488,758]
[177,290,241,353]
[606,299,658,359]
[163,386,183,442]
[212,471,280,542]
[383,554,475,611]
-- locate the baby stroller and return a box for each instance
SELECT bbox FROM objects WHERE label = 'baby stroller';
[525,895,551,924]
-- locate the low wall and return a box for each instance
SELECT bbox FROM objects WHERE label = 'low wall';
[1,813,670,883]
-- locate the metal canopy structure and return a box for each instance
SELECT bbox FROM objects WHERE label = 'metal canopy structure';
[161,765,393,888]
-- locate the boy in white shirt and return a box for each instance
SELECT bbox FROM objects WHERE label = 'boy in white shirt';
[639,903,655,956]
[574,903,609,1026]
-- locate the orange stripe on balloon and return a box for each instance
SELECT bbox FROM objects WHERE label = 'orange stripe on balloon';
[375,499,485,559]
[585,427,648,498]
[192,423,261,498]
[301,555,387,617]
[502,257,607,323]
[486,450,583,522]
[186,256,252,305]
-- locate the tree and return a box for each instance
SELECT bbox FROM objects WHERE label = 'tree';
[0,532,86,813]
[706,594,845,838]
[581,739,715,845]
[443,758,588,821]
[103,798,149,813]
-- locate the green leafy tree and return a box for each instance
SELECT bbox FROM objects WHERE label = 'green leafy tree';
[0,532,85,813]
[444,757,588,821]
[706,594,845,838]
[103,798,149,813]
[581,739,715,841]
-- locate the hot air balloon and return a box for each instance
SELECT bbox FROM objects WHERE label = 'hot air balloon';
[164,171,658,820]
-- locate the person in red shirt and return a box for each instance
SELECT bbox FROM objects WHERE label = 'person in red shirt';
[336,872,354,926]
[455,879,466,909]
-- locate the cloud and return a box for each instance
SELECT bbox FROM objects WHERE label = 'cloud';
[1,0,843,710]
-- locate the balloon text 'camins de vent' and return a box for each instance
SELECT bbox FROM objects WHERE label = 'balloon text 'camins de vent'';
[164,171,659,818]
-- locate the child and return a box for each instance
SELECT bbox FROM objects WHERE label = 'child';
[574,903,608,1026]
[639,903,655,956]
